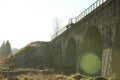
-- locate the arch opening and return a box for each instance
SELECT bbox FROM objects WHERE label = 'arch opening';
[80,26,104,75]
[64,38,77,69]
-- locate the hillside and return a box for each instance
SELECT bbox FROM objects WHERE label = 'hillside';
[0,41,109,80]
[0,41,53,69]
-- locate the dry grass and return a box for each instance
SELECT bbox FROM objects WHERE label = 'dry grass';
[0,68,110,80]
[0,68,68,80]
[0,68,91,80]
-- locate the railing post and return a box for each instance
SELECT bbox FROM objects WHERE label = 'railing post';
[80,13,82,20]
[88,7,89,14]
[85,10,86,16]
[86,9,88,15]
[96,1,97,7]
[99,0,101,5]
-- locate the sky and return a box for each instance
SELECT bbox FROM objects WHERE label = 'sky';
[0,0,96,49]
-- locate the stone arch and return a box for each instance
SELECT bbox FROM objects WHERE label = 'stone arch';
[64,37,77,71]
[112,26,120,79]
[80,26,104,76]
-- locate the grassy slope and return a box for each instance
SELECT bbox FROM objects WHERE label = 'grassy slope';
[0,41,53,69]
[0,68,108,80]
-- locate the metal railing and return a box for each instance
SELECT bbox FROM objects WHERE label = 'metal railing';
[75,0,107,23]
[51,0,107,40]
[51,26,67,39]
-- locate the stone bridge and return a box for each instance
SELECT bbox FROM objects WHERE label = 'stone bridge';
[49,0,120,78]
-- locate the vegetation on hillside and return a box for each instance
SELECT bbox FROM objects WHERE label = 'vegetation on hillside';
[0,40,12,60]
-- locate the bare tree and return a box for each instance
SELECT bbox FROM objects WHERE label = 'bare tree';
[52,17,62,37]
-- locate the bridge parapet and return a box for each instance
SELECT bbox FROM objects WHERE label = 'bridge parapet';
[51,0,107,40]
[51,26,67,39]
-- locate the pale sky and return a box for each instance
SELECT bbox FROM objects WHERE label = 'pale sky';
[0,0,96,49]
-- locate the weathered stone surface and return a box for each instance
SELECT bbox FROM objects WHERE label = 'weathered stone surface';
[50,0,120,78]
